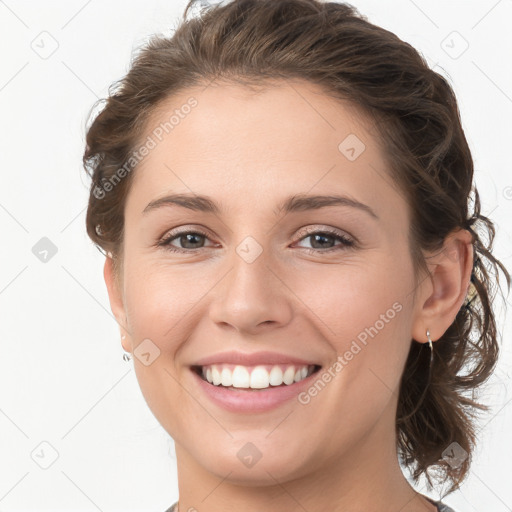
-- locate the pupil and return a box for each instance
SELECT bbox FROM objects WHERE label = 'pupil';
[312,234,332,248]
[182,233,203,248]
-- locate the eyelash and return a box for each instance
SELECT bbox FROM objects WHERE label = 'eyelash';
[156,226,355,255]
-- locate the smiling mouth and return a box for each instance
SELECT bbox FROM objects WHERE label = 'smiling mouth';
[191,363,322,390]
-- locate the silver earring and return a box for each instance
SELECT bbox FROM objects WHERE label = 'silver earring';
[426,329,434,371]
[397,329,436,423]
[121,334,131,361]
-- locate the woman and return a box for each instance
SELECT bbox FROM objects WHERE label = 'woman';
[83,0,509,511]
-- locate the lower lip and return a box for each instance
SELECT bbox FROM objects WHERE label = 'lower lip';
[190,368,320,413]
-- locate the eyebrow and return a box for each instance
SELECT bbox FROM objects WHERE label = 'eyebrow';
[142,193,378,219]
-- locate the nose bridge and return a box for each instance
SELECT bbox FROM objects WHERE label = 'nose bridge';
[208,235,292,333]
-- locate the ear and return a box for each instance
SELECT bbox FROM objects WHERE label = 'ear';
[412,229,473,343]
[103,255,130,351]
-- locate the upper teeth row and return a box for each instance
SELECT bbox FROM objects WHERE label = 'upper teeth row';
[201,364,314,389]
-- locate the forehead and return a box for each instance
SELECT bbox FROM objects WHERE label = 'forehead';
[143,78,376,162]
[126,79,407,224]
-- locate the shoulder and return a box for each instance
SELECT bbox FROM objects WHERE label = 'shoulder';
[424,495,458,512]
[163,500,459,512]
[437,502,457,512]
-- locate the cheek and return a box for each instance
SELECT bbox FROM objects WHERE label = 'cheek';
[297,252,415,398]
[293,252,413,343]
[295,265,415,453]
[123,255,216,344]
[121,258,209,433]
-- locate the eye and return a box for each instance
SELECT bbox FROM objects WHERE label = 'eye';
[156,226,355,254]
[157,228,215,253]
[293,227,355,254]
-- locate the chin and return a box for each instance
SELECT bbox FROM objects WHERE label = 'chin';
[195,439,316,486]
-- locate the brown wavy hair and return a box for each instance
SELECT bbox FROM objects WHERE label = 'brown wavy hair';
[83,0,510,496]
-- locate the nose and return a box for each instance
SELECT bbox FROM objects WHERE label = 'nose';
[208,247,293,335]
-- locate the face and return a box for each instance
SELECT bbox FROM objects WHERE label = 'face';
[108,79,426,484]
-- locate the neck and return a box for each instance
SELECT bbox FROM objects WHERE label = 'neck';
[173,406,437,512]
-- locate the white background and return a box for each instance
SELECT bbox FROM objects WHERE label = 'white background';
[0,0,511,511]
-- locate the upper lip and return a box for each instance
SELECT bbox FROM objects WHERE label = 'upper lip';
[192,350,321,367]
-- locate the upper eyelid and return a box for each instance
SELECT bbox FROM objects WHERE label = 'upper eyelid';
[296,225,353,239]
[159,224,352,238]
[158,225,355,247]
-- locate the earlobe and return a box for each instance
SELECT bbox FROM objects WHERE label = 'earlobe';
[103,256,130,350]
[412,229,474,343]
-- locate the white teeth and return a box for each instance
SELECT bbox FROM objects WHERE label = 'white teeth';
[269,366,283,386]
[232,365,250,388]
[283,366,296,385]
[250,366,270,389]
[200,363,315,389]
[221,367,232,387]
[211,366,221,385]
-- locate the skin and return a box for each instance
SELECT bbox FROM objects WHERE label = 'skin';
[104,79,473,512]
